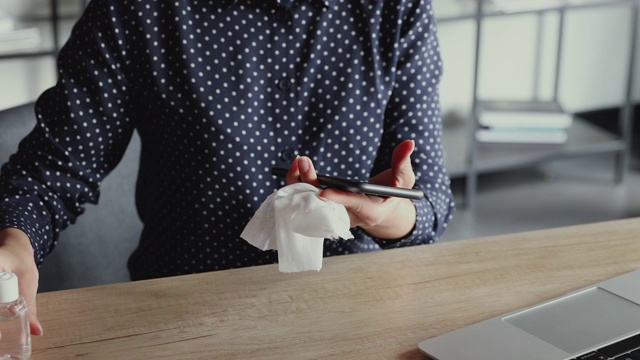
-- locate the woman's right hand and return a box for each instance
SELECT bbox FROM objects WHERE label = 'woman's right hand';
[0,228,43,336]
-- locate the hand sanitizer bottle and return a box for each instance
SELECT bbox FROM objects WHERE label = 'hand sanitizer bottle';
[0,273,31,359]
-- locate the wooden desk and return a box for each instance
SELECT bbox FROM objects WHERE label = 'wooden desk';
[33,218,640,359]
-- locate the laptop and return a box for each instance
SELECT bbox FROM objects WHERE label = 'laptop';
[418,268,640,360]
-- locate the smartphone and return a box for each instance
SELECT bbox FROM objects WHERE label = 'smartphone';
[271,167,424,200]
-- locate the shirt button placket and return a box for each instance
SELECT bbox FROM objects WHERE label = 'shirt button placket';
[280,148,295,162]
[274,1,297,167]
[277,77,292,92]
[275,5,293,23]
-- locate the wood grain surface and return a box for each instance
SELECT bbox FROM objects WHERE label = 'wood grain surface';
[32,217,640,359]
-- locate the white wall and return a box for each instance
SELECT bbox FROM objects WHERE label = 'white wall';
[0,57,56,110]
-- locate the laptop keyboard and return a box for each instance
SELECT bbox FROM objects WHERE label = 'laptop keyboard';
[572,333,640,359]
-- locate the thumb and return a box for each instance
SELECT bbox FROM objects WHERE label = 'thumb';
[391,139,416,188]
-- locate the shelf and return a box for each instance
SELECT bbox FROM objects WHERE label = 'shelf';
[432,0,477,22]
[0,18,77,58]
[2,0,83,20]
[443,117,625,178]
[434,0,638,22]
[482,0,638,16]
[439,0,638,207]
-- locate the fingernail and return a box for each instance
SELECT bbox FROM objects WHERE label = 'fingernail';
[298,157,309,173]
[33,322,43,336]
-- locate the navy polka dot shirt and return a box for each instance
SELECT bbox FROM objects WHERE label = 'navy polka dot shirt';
[0,0,455,280]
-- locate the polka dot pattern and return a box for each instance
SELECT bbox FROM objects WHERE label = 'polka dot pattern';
[0,0,455,280]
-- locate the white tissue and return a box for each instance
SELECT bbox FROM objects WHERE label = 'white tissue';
[241,183,353,273]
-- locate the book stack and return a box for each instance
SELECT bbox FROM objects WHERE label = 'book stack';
[484,0,573,14]
[2,0,83,20]
[475,100,573,145]
[0,11,41,54]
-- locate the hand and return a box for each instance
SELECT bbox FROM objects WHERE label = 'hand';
[0,228,43,336]
[285,140,418,240]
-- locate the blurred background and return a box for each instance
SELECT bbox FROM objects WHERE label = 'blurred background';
[0,0,639,291]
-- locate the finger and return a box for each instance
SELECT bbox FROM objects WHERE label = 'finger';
[297,156,321,188]
[20,272,42,336]
[320,188,386,228]
[322,188,384,211]
[320,188,363,226]
[285,156,301,185]
[28,298,43,337]
[29,311,43,336]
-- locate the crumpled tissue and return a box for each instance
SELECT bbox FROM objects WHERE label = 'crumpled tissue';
[241,183,353,273]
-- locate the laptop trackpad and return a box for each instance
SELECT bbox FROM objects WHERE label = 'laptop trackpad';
[504,287,640,354]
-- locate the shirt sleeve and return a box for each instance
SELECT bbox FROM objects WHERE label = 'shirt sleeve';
[361,0,455,248]
[0,1,136,264]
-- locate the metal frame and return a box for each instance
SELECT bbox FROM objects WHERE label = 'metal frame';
[459,0,639,208]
